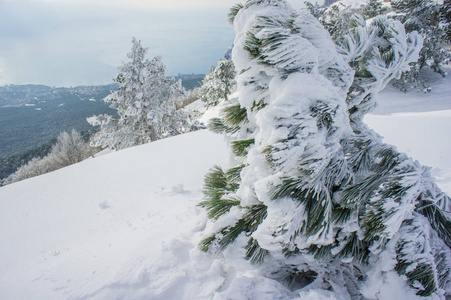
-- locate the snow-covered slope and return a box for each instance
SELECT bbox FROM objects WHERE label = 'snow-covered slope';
[0,130,230,299]
[0,73,450,299]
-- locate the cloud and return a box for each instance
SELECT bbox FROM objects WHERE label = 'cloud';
[0,1,236,86]
[0,0,303,86]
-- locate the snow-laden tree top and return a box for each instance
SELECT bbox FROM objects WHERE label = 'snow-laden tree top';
[88,38,192,150]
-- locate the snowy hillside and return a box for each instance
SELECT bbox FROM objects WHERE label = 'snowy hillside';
[0,71,450,299]
[0,130,231,299]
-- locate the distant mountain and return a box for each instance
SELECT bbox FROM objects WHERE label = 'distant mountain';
[174,73,204,90]
[0,76,204,179]
[0,74,204,108]
[0,84,118,159]
[0,84,118,107]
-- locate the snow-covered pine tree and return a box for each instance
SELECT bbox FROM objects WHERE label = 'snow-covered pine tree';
[198,59,236,107]
[362,0,388,19]
[88,38,191,150]
[309,0,449,92]
[442,0,451,43]
[390,0,450,91]
[305,1,365,42]
[200,0,451,297]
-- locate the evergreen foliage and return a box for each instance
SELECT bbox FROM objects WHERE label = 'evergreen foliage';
[207,103,248,134]
[198,59,236,107]
[362,0,388,19]
[442,0,451,43]
[200,0,451,297]
[87,38,192,150]
[390,0,450,92]
[307,0,450,92]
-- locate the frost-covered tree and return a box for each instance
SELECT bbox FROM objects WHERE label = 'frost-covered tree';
[308,0,450,92]
[362,0,388,19]
[306,1,365,42]
[3,130,91,185]
[442,0,451,43]
[389,0,450,91]
[200,1,451,298]
[50,129,92,167]
[88,38,192,150]
[198,59,236,107]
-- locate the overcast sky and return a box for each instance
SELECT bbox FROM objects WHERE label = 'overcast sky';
[0,0,304,87]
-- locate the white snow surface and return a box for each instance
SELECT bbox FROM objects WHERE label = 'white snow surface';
[365,69,451,195]
[1,73,451,299]
[0,130,231,299]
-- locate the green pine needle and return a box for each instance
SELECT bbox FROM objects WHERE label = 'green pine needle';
[202,165,241,202]
[201,165,244,220]
[244,31,262,59]
[332,206,354,224]
[228,4,244,24]
[337,232,370,265]
[217,205,268,251]
[208,118,240,134]
[251,99,268,111]
[262,146,276,168]
[272,177,332,237]
[226,164,245,184]
[245,238,269,264]
[223,104,248,127]
[307,244,333,259]
[371,146,400,175]
[231,139,255,157]
[417,199,451,248]
[199,197,241,220]
[396,261,438,297]
[199,234,216,252]
[340,174,385,209]
[203,165,229,200]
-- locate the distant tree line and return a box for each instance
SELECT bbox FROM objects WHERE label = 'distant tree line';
[2,130,93,185]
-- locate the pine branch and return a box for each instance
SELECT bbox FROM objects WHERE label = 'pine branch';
[339,174,385,209]
[223,104,248,127]
[417,199,451,248]
[226,164,245,184]
[307,244,333,259]
[337,232,370,265]
[332,206,353,224]
[396,243,438,296]
[218,205,268,251]
[245,238,270,264]
[208,117,240,134]
[228,3,244,24]
[370,146,400,175]
[199,234,217,252]
[272,177,332,236]
[199,197,241,220]
[406,264,437,296]
[203,165,240,201]
[244,31,262,59]
[231,139,255,157]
